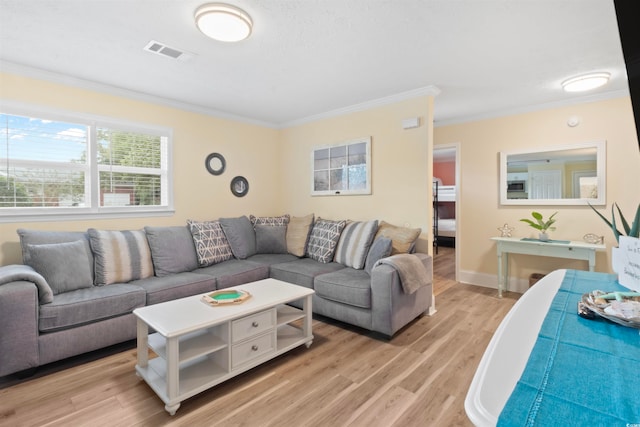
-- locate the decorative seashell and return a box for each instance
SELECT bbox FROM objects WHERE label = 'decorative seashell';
[583,233,604,244]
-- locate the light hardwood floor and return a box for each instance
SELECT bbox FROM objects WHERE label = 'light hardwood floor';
[0,250,519,427]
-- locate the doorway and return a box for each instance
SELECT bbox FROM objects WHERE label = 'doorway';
[433,143,460,287]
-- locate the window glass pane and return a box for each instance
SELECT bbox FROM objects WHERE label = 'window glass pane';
[348,165,367,190]
[314,170,329,191]
[1,166,85,207]
[97,128,161,168]
[314,148,329,170]
[348,142,367,166]
[0,113,88,208]
[0,114,87,163]
[330,168,346,191]
[329,145,347,168]
[99,171,161,206]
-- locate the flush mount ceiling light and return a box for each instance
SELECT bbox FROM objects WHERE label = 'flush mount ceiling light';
[561,72,610,93]
[195,3,252,42]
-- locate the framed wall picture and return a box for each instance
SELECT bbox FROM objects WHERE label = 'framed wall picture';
[311,137,371,196]
[230,176,249,197]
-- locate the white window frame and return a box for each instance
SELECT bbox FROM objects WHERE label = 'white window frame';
[311,137,372,196]
[0,102,174,223]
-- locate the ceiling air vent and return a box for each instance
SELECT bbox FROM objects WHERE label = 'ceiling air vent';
[143,40,193,61]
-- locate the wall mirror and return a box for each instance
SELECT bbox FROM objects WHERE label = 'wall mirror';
[500,141,606,206]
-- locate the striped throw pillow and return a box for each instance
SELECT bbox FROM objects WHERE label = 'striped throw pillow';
[334,220,379,269]
[88,229,154,285]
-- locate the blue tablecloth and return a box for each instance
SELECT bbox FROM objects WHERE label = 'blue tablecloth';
[498,269,640,426]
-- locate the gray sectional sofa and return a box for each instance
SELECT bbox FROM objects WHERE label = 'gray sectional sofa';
[0,215,433,378]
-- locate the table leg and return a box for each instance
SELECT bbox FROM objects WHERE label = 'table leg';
[303,294,313,347]
[136,318,148,370]
[165,337,179,412]
[497,248,504,298]
[588,251,596,272]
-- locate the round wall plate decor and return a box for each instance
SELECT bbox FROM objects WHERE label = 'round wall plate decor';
[205,152,226,175]
[230,176,249,197]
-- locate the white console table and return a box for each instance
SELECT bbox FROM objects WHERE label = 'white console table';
[491,237,605,297]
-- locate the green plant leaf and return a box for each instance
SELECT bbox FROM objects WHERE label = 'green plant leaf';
[629,203,640,238]
[615,203,631,235]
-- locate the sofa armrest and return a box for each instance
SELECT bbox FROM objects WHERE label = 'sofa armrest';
[370,253,433,337]
[0,281,39,376]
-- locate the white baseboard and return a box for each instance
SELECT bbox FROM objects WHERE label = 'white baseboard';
[459,270,528,294]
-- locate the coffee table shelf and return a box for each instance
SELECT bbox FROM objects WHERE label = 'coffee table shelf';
[148,328,228,364]
[134,279,314,415]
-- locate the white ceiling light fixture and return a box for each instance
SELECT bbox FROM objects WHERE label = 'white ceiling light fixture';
[195,3,253,42]
[561,72,610,92]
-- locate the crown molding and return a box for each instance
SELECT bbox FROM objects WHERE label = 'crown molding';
[434,89,630,127]
[280,85,442,128]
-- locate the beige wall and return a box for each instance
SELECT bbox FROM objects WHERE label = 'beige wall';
[4,71,637,292]
[0,72,282,265]
[279,96,435,253]
[434,97,640,291]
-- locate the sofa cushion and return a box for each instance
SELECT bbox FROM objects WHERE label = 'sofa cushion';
[286,214,314,257]
[314,268,372,309]
[131,272,216,306]
[306,218,346,263]
[38,284,146,332]
[195,259,269,289]
[246,253,299,266]
[270,258,345,289]
[17,229,94,279]
[250,214,290,226]
[333,220,378,269]
[255,225,288,254]
[27,240,94,295]
[374,221,421,255]
[219,216,257,259]
[88,229,154,285]
[145,225,199,276]
[364,236,393,274]
[187,220,234,266]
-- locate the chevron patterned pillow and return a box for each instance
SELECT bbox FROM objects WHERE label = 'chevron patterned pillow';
[305,218,346,263]
[187,220,234,267]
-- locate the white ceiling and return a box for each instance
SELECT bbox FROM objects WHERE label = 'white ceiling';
[0,0,629,128]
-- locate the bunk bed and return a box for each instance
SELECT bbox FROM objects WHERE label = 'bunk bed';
[433,178,456,253]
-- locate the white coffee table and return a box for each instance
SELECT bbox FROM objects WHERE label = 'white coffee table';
[133,278,314,415]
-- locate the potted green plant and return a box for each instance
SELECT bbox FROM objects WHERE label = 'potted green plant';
[588,202,640,243]
[588,202,640,273]
[520,211,558,241]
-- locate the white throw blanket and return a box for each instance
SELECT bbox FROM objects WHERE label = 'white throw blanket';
[374,254,430,294]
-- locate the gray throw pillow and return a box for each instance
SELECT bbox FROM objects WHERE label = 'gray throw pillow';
[27,240,94,294]
[219,216,257,259]
[364,236,393,275]
[187,220,234,266]
[18,228,94,278]
[144,226,199,276]
[305,218,347,263]
[255,225,287,254]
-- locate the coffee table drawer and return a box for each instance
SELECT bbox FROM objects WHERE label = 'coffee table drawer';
[232,332,275,368]
[232,309,274,342]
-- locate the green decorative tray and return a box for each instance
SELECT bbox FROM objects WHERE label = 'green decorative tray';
[202,289,251,306]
